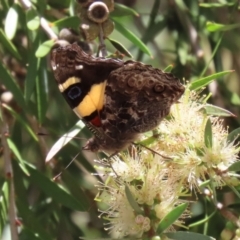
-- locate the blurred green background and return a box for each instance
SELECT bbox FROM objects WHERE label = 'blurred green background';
[0,0,240,239]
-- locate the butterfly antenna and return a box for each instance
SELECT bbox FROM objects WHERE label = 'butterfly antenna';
[132,142,172,160]
[53,152,81,181]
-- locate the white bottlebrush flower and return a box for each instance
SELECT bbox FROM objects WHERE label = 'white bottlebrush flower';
[96,86,240,238]
[155,88,239,190]
[98,181,151,238]
[97,151,187,238]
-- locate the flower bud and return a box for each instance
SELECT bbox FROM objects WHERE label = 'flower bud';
[87,2,109,23]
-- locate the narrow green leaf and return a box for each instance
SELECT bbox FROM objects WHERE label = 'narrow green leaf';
[231,92,240,105]
[4,3,19,40]
[62,172,90,209]
[199,179,211,188]
[6,138,30,176]
[228,162,240,172]
[113,20,152,57]
[227,127,240,143]
[52,16,80,30]
[204,119,212,148]
[48,0,71,9]
[26,8,40,30]
[107,38,133,58]
[35,59,48,124]
[46,120,85,162]
[18,229,43,240]
[137,134,159,147]
[111,3,139,17]
[2,104,38,141]
[26,164,85,211]
[188,209,216,228]
[12,164,52,240]
[189,70,233,91]
[0,182,9,237]
[0,29,21,60]
[165,231,216,240]
[206,22,240,32]
[204,104,236,117]
[156,203,188,234]
[163,64,173,72]
[25,35,41,101]
[0,63,26,110]
[35,39,55,58]
[200,3,235,8]
[0,182,9,222]
[1,0,10,10]
[200,35,223,77]
[125,185,143,215]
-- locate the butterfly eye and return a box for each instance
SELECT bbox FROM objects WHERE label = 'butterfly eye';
[154,83,165,93]
[68,86,82,100]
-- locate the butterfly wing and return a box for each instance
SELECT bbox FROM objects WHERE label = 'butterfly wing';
[100,61,185,140]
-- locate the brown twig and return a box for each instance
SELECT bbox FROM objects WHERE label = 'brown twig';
[1,103,19,240]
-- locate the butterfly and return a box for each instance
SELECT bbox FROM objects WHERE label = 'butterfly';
[50,42,185,154]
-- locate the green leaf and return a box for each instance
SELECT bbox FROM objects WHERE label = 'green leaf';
[26,8,40,30]
[165,231,216,240]
[163,64,173,72]
[18,228,44,240]
[200,3,235,8]
[52,16,80,30]
[203,104,236,117]
[228,161,240,172]
[0,29,21,60]
[4,3,19,40]
[199,179,211,188]
[6,138,30,176]
[0,63,26,110]
[137,134,159,147]
[204,119,212,148]
[3,104,38,141]
[206,22,240,32]
[231,92,240,105]
[156,203,188,234]
[227,127,240,142]
[107,38,133,58]
[200,35,223,77]
[35,39,55,58]
[189,70,234,91]
[45,120,85,162]
[24,35,41,101]
[113,19,152,57]
[0,182,9,238]
[48,0,70,9]
[125,185,143,215]
[35,59,48,124]
[111,3,139,17]
[62,171,90,209]
[26,164,85,211]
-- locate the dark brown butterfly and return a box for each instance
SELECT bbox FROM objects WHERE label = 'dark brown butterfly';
[50,42,185,153]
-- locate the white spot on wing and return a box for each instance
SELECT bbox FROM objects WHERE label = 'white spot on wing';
[75,65,83,70]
